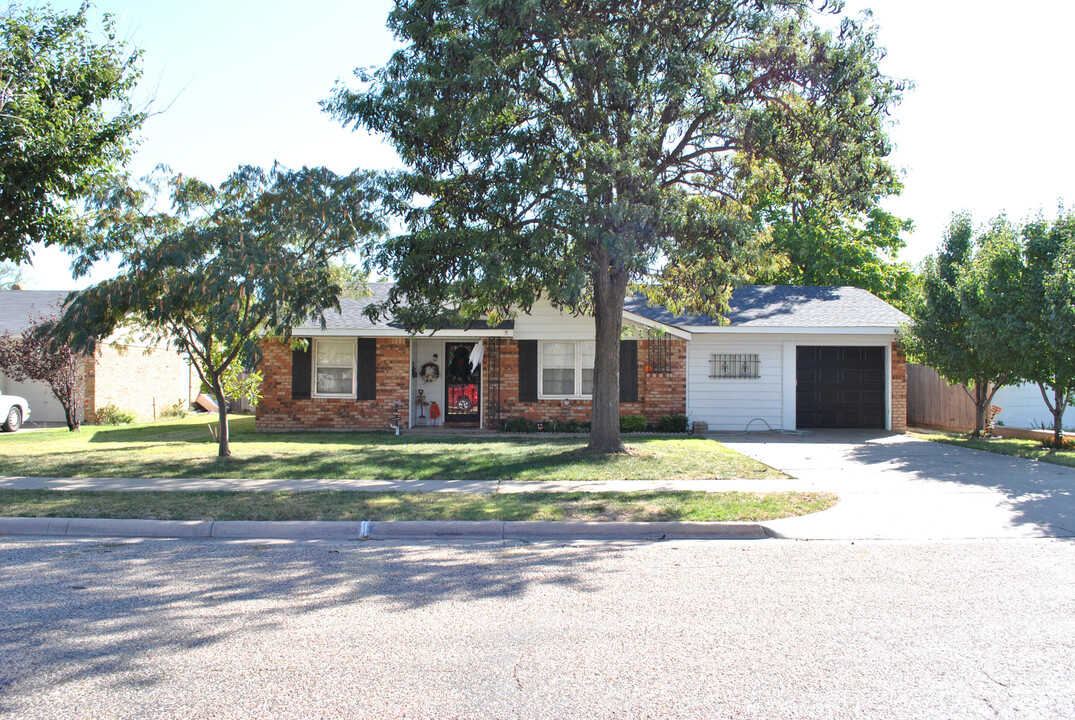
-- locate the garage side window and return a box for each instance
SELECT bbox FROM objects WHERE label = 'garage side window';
[314,339,356,397]
[709,353,759,379]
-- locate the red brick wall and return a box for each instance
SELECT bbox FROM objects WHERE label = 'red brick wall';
[256,337,410,431]
[254,336,687,432]
[85,343,195,423]
[482,338,686,430]
[891,341,907,433]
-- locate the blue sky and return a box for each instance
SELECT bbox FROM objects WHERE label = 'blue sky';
[20,0,1075,288]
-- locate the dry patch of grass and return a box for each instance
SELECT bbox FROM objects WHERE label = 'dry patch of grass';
[0,489,836,522]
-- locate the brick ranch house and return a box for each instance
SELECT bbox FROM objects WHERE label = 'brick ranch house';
[0,289,195,425]
[257,284,908,434]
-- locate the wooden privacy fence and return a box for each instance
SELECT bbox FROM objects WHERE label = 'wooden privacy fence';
[907,363,976,431]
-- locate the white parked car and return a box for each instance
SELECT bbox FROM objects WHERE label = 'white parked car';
[1,395,30,432]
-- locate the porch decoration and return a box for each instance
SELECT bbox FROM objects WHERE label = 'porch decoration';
[420,360,440,382]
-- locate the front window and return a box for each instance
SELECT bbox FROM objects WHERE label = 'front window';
[314,339,356,396]
[540,341,595,397]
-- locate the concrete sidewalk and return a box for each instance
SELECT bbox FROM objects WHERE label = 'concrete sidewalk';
[0,516,769,541]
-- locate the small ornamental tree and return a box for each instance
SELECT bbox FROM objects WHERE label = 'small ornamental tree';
[1021,211,1075,445]
[51,164,385,457]
[1,2,145,262]
[327,0,904,453]
[905,214,1025,435]
[0,313,84,430]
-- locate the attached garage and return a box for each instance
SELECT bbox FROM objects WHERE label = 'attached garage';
[625,286,909,433]
[796,346,886,429]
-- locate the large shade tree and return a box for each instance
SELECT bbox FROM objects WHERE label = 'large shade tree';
[754,205,916,310]
[51,164,385,456]
[0,2,144,262]
[327,0,904,452]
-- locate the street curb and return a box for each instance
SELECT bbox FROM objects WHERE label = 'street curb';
[0,517,772,541]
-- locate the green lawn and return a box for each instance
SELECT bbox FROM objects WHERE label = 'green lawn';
[1,415,785,481]
[0,488,834,522]
[912,430,1075,468]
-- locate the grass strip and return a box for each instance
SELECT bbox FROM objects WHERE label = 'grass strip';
[0,415,785,481]
[0,489,836,523]
[912,431,1075,469]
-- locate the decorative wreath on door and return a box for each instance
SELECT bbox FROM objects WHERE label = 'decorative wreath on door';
[420,361,440,382]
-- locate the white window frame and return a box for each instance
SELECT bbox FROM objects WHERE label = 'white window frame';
[538,340,595,399]
[312,338,357,398]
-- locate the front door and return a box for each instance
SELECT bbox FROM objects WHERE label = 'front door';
[444,342,481,425]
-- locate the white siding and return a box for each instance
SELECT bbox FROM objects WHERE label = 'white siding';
[512,299,596,340]
[688,337,784,430]
[687,332,897,431]
[992,383,1075,430]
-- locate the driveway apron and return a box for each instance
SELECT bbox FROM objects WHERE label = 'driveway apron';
[720,430,1075,540]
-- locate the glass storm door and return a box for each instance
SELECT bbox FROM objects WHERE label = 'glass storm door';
[444,342,481,425]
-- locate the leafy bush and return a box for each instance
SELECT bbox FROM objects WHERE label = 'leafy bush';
[95,402,137,425]
[159,399,189,419]
[620,414,646,432]
[501,417,537,433]
[1040,436,1075,450]
[656,414,689,433]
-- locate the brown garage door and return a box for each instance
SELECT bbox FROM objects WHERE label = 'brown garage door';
[796,346,885,429]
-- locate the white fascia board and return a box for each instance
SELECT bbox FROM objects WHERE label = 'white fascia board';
[292,327,515,338]
[621,311,692,339]
[682,325,898,336]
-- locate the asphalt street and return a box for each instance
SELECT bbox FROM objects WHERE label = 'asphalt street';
[1,536,1073,719]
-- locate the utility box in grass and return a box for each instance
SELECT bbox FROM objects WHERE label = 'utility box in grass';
[691,421,708,435]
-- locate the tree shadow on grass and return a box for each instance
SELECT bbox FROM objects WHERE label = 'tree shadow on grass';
[0,536,629,711]
[18,444,630,482]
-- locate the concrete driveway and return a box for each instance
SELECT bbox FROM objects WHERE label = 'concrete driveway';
[720,430,1075,541]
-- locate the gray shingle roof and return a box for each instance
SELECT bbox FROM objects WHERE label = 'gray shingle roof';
[624,285,909,329]
[296,283,906,332]
[0,290,71,335]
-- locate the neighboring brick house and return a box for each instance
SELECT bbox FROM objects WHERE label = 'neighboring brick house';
[0,290,195,425]
[257,284,908,433]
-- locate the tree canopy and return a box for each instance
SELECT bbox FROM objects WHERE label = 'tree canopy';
[1019,210,1075,445]
[51,164,386,456]
[0,2,144,262]
[754,206,915,310]
[904,214,1026,435]
[327,0,904,451]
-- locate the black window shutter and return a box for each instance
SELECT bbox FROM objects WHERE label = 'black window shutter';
[518,340,538,402]
[291,341,312,399]
[355,338,377,400]
[620,339,638,402]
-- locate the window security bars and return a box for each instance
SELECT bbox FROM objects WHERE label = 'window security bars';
[709,353,760,379]
[647,334,672,374]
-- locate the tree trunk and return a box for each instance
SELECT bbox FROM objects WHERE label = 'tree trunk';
[588,264,629,454]
[972,382,988,436]
[1038,382,1068,446]
[64,403,80,432]
[214,380,231,457]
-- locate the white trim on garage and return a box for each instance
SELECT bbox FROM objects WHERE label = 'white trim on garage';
[687,332,897,432]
